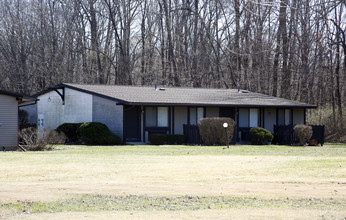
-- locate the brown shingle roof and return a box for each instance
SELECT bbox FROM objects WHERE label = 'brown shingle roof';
[48,83,315,108]
[58,83,316,108]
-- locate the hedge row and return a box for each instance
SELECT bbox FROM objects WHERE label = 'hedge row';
[56,122,122,145]
[149,134,185,145]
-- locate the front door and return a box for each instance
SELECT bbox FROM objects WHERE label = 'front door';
[124,106,141,142]
[219,107,235,119]
[219,107,236,143]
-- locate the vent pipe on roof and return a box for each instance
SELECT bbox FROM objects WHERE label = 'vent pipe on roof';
[155,84,157,90]
[237,87,240,93]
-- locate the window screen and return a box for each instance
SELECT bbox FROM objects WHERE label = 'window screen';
[197,107,204,123]
[145,107,169,127]
[239,108,249,127]
[285,109,291,125]
[189,107,197,125]
[145,107,157,127]
[249,108,259,127]
[278,109,285,125]
[158,107,168,127]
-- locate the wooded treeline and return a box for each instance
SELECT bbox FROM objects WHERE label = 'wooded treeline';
[0,0,345,131]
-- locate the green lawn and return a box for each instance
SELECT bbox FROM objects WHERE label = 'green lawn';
[0,144,345,219]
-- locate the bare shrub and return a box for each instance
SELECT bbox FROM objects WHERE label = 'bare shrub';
[18,128,66,151]
[293,124,313,146]
[198,118,235,145]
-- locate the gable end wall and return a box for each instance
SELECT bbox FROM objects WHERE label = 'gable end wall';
[92,95,123,140]
[37,88,92,130]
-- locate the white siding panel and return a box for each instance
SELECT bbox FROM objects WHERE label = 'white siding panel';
[64,88,92,123]
[37,90,64,130]
[174,107,187,135]
[92,96,123,139]
[37,88,92,130]
[0,95,18,147]
[264,108,276,133]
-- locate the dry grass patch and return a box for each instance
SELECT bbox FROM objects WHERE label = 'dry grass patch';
[0,144,345,219]
[5,208,346,220]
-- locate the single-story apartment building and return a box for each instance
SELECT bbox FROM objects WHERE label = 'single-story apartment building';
[0,90,37,150]
[25,83,316,144]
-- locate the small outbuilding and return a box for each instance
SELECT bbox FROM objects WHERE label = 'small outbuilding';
[0,91,37,150]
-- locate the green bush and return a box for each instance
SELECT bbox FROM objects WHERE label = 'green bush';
[78,122,122,145]
[166,135,176,145]
[294,124,313,146]
[250,127,273,145]
[175,135,185,145]
[149,134,167,145]
[56,123,83,143]
[56,122,121,145]
[198,118,235,145]
[150,134,186,145]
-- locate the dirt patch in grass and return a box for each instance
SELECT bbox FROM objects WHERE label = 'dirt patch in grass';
[5,209,346,220]
[1,194,345,219]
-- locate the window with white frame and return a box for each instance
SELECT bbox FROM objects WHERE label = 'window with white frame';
[239,108,259,127]
[278,109,291,125]
[145,107,169,127]
[189,107,204,125]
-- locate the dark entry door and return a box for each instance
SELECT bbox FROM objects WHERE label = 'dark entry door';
[219,107,235,119]
[219,107,236,143]
[124,106,141,141]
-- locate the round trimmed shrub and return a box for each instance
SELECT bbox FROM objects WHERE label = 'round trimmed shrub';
[56,123,83,143]
[78,122,122,145]
[250,127,273,145]
[198,117,235,145]
[294,124,313,145]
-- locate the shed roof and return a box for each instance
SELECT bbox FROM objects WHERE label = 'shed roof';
[0,90,37,102]
[45,83,316,108]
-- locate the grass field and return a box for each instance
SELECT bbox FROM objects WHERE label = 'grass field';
[0,144,345,219]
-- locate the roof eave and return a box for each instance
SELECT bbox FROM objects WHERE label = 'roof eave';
[121,102,317,108]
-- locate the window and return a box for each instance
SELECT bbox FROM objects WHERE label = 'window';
[239,108,249,127]
[278,109,291,125]
[145,107,168,127]
[285,109,291,125]
[189,107,204,125]
[158,107,169,126]
[249,108,259,127]
[239,108,259,127]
